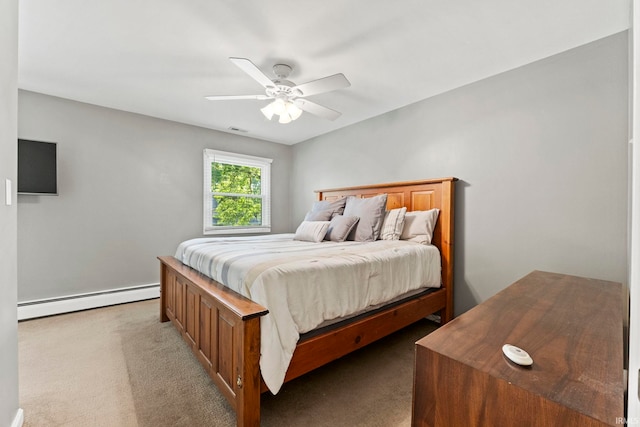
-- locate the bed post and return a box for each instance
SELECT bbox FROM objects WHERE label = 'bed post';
[160,262,169,322]
[439,178,455,323]
[235,316,262,426]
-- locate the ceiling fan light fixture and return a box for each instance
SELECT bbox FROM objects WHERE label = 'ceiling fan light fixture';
[272,98,287,115]
[261,98,301,124]
[278,112,292,124]
[286,102,303,120]
[260,103,275,120]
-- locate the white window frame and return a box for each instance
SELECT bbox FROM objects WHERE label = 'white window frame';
[203,149,272,235]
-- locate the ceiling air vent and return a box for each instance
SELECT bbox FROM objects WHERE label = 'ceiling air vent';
[228,126,248,133]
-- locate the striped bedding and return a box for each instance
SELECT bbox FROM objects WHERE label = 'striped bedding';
[175,234,441,393]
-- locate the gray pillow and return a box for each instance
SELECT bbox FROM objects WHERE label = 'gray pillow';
[304,198,347,221]
[343,194,388,242]
[324,215,360,242]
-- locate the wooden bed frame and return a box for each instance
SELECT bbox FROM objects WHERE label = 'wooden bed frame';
[158,177,456,426]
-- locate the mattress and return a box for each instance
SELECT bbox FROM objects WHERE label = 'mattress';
[175,233,441,393]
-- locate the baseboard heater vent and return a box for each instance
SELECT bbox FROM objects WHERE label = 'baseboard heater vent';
[17,283,160,321]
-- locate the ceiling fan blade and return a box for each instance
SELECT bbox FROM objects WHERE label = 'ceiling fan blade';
[294,99,342,121]
[292,73,350,97]
[205,94,270,101]
[229,57,275,89]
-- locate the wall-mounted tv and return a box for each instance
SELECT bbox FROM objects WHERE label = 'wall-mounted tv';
[17,139,58,195]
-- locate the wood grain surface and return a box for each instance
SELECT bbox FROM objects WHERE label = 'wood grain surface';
[412,270,624,427]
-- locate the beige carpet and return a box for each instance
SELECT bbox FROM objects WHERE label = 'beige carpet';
[18,299,438,426]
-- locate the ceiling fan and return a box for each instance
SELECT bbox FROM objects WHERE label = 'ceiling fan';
[205,57,351,124]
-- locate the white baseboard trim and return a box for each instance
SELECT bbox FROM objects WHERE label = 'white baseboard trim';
[18,284,160,321]
[11,408,24,427]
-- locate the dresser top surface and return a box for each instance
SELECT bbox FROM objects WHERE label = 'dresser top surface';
[417,270,624,423]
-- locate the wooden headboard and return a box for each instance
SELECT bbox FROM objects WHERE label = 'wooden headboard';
[316,177,457,320]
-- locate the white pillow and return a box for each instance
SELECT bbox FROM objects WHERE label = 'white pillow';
[400,209,439,244]
[293,221,331,243]
[379,207,407,240]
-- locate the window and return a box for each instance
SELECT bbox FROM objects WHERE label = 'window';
[203,149,272,235]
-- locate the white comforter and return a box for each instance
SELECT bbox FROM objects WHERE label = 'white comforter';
[175,234,441,393]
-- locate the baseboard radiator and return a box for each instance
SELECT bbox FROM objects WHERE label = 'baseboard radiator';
[17,284,159,321]
[11,409,24,427]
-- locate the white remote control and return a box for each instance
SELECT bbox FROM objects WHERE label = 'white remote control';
[502,344,533,366]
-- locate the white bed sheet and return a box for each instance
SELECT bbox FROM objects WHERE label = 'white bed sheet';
[175,234,441,393]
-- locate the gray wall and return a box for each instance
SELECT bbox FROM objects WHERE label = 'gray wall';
[291,32,629,315]
[0,0,20,425]
[17,92,292,301]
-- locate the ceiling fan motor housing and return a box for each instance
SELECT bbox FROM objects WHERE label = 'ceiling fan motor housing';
[266,82,301,100]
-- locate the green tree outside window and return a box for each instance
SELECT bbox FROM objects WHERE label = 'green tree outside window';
[211,163,262,226]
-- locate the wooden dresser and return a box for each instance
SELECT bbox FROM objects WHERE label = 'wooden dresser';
[412,270,624,427]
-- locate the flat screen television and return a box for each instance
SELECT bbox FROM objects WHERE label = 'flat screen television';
[17,139,58,195]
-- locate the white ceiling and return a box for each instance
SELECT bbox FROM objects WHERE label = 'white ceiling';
[18,1,630,145]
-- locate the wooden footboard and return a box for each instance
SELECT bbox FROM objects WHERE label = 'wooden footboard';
[160,255,448,425]
[159,177,456,426]
[159,256,268,426]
